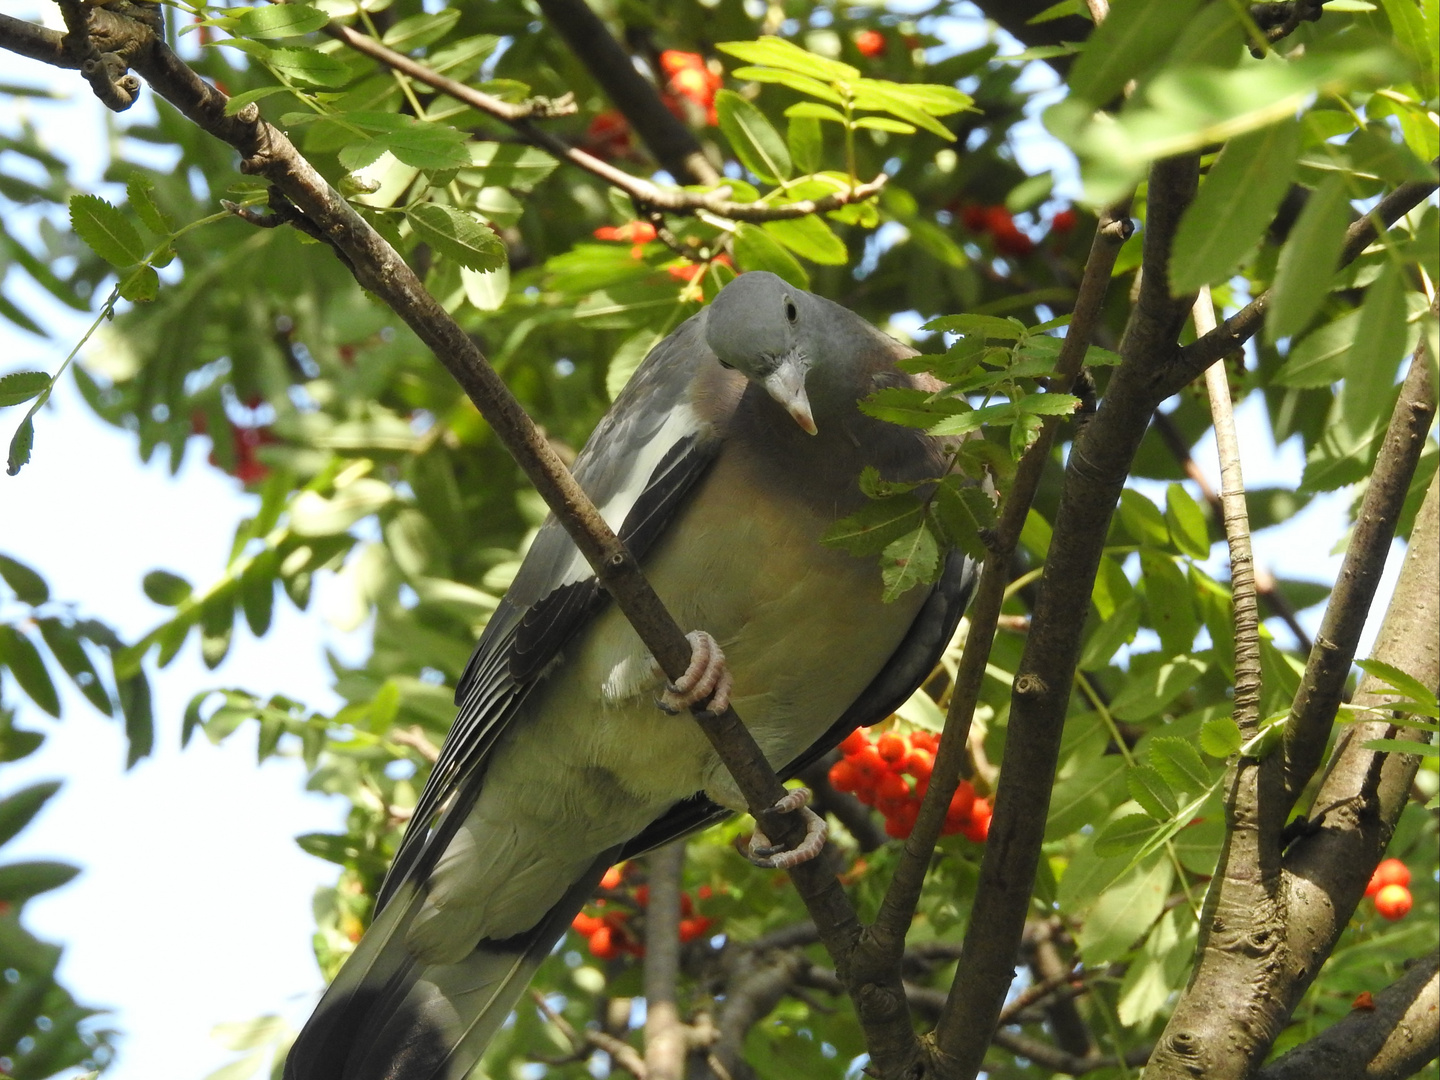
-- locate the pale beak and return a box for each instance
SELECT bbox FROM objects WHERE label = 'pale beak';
[762,357,817,435]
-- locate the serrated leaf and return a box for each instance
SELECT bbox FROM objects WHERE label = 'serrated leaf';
[1171,118,1302,294]
[715,90,792,184]
[1199,716,1243,758]
[1150,735,1212,794]
[732,223,808,288]
[405,203,505,271]
[126,174,172,236]
[1276,308,1360,387]
[1076,856,1172,964]
[118,263,159,302]
[922,313,1027,339]
[0,625,59,717]
[1141,549,1199,656]
[1080,594,1142,670]
[931,480,994,561]
[343,112,471,171]
[1164,482,1210,559]
[1111,655,1208,721]
[735,67,844,104]
[851,81,957,141]
[858,386,959,428]
[822,496,923,556]
[234,4,330,38]
[382,8,461,52]
[223,85,292,115]
[0,553,48,604]
[1267,176,1353,342]
[880,520,940,601]
[1357,659,1439,711]
[1068,0,1204,104]
[928,400,1017,438]
[1360,738,1438,756]
[265,46,352,87]
[69,193,145,268]
[717,37,860,83]
[1094,812,1165,856]
[761,214,847,265]
[8,413,34,475]
[1016,391,1079,416]
[1127,764,1177,819]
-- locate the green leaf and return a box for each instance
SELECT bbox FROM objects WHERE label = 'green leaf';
[1016,391,1079,416]
[1118,489,1169,547]
[126,174,173,236]
[1142,549,1199,656]
[761,215,847,265]
[381,8,461,52]
[234,4,330,38]
[715,90,792,184]
[1170,118,1302,294]
[1380,0,1438,98]
[1094,812,1165,856]
[1079,595,1142,670]
[240,554,277,637]
[223,85,292,115]
[342,112,471,171]
[1268,176,1351,342]
[735,67,844,105]
[858,386,960,429]
[881,520,941,601]
[0,859,79,903]
[732,223,808,288]
[405,203,505,271]
[0,625,59,717]
[850,81,957,141]
[142,570,192,606]
[1150,735,1213,794]
[784,101,849,125]
[717,37,860,83]
[853,116,918,134]
[118,263,159,303]
[1127,765,1177,820]
[0,781,61,848]
[1200,716,1243,758]
[1360,738,1438,757]
[1341,260,1410,430]
[1164,482,1210,559]
[463,143,559,191]
[1110,654,1207,721]
[265,47,352,87]
[931,480,995,561]
[1068,0,1204,104]
[0,553,48,604]
[1357,659,1439,710]
[787,114,823,174]
[1076,855,1172,964]
[8,412,35,475]
[36,619,111,715]
[822,496,924,557]
[289,479,395,536]
[922,313,1027,339]
[1276,308,1360,387]
[69,193,145,268]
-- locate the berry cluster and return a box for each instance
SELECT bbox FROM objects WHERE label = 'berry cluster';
[828,727,991,842]
[955,204,1079,259]
[659,50,723,125]
[572,864,717,960]
[1365,858,1414,921]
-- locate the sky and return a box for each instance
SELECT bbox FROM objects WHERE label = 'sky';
[0,6,1414,1080]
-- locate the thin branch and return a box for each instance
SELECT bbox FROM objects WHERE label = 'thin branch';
[1197,285,1263,738]
[644,841,688,1080]
[711,951,808,1080]
[533,992,648,1079]
[1168,174,1438,393]
[1257,950,1440,1080]
[1281,296,1439,810]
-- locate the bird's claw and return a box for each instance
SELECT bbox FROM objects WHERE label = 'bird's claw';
[745,788,827,870]
[658,630,732,715]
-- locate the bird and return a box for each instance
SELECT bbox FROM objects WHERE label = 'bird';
[283,270,977,1080]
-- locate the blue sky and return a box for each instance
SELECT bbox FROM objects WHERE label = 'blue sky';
[0,6,1410,1080]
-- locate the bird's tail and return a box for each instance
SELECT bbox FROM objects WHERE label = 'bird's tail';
[283,857,613,1080]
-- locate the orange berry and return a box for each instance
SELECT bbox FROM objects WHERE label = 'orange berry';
[829,758,861,793]
[946,780,976,823]
[852,745,888,783]
[660,49,705,76]
[910,731,939,753]
[877,733,908,763]
[600,866,622,890]
[679,916,714,942]
[904,748,934,780]
[854,29,886,58]
[839,729,870,756]
[1374,884,1412,921]
[962,798,992,842]
[878,771,910,802]
[572,911,604,935]
[589,925,620,959]
[1368,858,1411,896]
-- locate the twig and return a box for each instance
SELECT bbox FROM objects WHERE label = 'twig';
[533,991,648,1078]
[388,725,440,763]
[1281,296,1439,811]
[644,841,688,1080]
[1197,285,1263,738]
[1257,950,1440,1080]
[711,950,808,1080]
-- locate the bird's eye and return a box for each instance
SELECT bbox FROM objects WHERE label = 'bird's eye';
[785,300,798,323]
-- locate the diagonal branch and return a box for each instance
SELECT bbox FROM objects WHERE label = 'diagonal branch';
[1280,297,1439,811]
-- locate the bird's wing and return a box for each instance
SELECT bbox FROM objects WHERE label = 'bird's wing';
[378,314,729,911]
[616,547,977,860]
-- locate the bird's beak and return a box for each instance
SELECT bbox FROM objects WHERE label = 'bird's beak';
[763,357,817,435]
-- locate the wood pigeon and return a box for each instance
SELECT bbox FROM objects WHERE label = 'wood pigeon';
[283,270,977,1080]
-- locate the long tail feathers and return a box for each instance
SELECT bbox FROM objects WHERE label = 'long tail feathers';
[284,858,614,1080]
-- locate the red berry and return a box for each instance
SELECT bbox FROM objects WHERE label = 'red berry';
[877,733,908,763]
[660,49,705,76]
[854,29,886,58]
[679,916,714,942]
[910,731,939,753]
[884,813,910,838]
[959,203,988,232]
[829,758,861,793]
[904,748,934,781]
[1352,991,1376,1010]
[1374,883,1412,921]
[589,925,620,959]
[1367,858,1411,897]
[1050,208,1078,233]
[962,798,992,842]
[852,745,888,783]
[878,771,910,802]
[945,781,976,824]
[600,866,622,890]
[634,885,649,907]
[572,911,604,935]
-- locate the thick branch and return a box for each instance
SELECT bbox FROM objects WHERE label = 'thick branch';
[0,11,74,68]
[1282,298,1439,809]
[934,162,1192,1080]
[1257,950,1440,1080]
[1169,175,1438,392]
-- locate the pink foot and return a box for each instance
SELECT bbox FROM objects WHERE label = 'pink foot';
[746,788,828,869]
[659,630,732,714]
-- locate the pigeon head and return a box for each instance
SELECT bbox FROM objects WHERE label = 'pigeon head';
[704,271,819,435]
